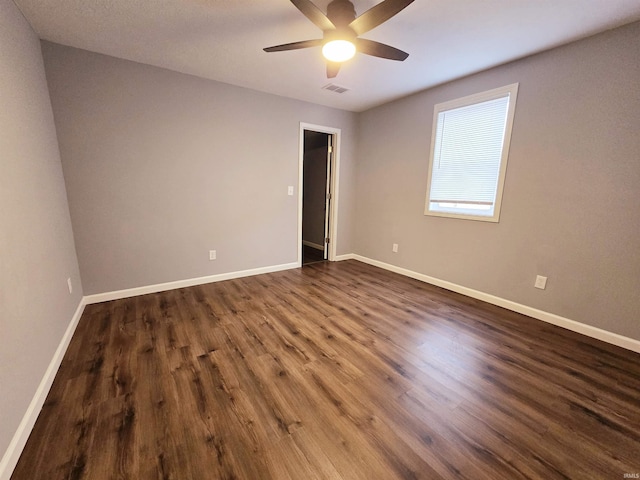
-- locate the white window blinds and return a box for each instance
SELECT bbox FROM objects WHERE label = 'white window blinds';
[425,84,518,222]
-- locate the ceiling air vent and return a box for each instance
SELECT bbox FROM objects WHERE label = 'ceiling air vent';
[322,83,350,94]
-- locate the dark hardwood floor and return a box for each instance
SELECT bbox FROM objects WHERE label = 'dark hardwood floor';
[302,244,326,265]
[12,260,640,479]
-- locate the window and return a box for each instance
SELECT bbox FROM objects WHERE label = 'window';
[424,83,519,222]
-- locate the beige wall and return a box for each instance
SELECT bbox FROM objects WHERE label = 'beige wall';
[41,43,357,295]
[354,21,640,340]
[0,0,82,460]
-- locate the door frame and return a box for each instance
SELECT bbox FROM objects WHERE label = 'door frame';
[298,122,341,267]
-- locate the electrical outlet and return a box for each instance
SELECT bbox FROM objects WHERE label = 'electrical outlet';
[392,243,399,253]
[67,277,73,294]
[209,250,216,261]
[534,275,547,290]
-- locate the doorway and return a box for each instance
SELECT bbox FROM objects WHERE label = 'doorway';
[298,123,340,267]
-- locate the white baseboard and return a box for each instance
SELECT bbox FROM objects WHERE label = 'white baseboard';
[0,299,86,480]
[303,240,324,251]
[342,254,640,354]
[84,262,299,304]
[334,253,356,261]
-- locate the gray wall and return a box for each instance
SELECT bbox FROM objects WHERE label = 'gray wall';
[41,43,357,295]
[354,21,640,340]
[0,0,82,459]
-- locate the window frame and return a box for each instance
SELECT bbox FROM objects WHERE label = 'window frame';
[424,83,519,223]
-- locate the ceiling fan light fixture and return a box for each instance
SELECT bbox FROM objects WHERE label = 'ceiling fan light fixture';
[263,0,415,77]
[322,39,356,62]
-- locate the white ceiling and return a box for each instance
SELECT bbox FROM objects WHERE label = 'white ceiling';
[13,0,640,112]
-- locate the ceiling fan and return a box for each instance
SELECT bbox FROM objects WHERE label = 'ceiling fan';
[264,0,414,78]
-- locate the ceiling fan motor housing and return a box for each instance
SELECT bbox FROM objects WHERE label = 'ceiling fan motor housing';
[326,0,357,27]
[323,26,357,44]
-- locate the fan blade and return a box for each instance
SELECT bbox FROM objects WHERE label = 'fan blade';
[356,38,409,61]
[264,39,322,52]
[326,61,341,78]
[349,0,414,36]
[291,0,336,31]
